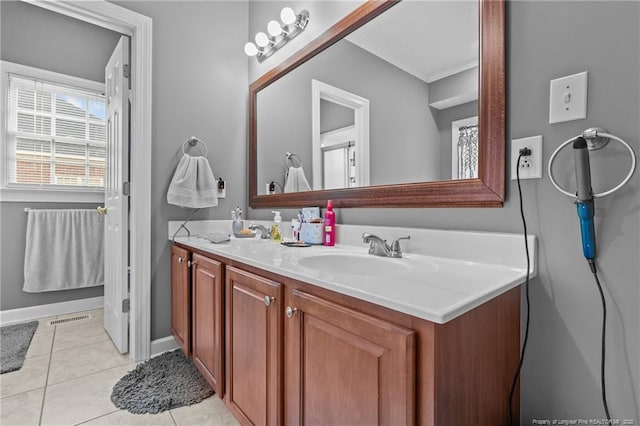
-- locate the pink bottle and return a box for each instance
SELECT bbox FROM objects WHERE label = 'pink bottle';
[323,200,336,246]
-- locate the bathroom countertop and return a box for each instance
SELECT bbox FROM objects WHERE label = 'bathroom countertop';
[171,221,537,324]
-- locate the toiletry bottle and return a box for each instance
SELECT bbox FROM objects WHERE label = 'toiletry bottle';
[271,211,282,242]
[291,218,299,241]
[323,200,336,246]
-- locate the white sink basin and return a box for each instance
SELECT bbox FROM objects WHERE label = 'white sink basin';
[298,253,413,277]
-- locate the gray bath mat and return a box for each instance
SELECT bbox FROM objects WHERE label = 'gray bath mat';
[0,321,39,374]
[111,349,213,414]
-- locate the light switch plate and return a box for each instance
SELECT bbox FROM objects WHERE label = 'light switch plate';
[511,136,543,180]
[549,71,588,123]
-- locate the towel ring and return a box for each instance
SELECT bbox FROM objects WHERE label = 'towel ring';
[182,136,208,157]
[285,152,302,168]
[548,128,636,199]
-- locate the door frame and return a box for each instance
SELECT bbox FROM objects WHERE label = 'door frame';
[311,79,370,190]
[26,0,153,361]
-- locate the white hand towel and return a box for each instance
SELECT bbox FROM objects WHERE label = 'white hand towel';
[167,154,218,208]
[284,166,311,193]
[23,209,104,293]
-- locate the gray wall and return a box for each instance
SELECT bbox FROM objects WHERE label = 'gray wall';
[257,39,440,190]
[0,1,121,310]
[110,1,249,341]
[248,0,640,420]
[0,1,121,82]
[436,100,478,180]
[320,100,353,133]
[0,203,104,310]
[429,66,478,107]
[248,1,362,83]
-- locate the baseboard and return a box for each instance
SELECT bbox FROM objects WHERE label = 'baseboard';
[150,335,179,357]
[0,296,104,325]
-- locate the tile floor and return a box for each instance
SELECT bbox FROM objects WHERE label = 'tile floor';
[0,309,238,426]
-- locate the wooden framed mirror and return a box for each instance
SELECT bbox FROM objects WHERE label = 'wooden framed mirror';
[249,0,504,208]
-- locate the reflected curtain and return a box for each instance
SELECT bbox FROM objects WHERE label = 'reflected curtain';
[457,124,479,179]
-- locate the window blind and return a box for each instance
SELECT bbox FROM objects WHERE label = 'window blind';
[5,74,106,190]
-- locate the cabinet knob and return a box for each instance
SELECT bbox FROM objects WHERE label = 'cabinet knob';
[177,257,183,263]
[285,306,298,318]
[188,260,196,267]
[264,296,275,306]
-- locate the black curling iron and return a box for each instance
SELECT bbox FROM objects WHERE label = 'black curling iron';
[573,137,596,270]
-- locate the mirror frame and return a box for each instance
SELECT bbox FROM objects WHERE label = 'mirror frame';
[249,0,504,208]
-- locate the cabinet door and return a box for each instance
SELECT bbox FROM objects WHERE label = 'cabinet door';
[171,245,190,356]
[225,267,282,425]
[285,289,415,425]
[191,253,224,396]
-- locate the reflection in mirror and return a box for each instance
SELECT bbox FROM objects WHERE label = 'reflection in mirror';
[256,1,478,194]
[452,116,479,179]
[312,80,370,190]
[319,100,356,189]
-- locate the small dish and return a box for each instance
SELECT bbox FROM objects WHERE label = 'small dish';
[234,232,257,238]
[281,241,312,247]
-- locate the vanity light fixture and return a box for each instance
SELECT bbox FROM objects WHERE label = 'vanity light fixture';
[244,7,310,63]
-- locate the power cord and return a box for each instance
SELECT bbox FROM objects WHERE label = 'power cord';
[508,149,532,425]
[171,208,201,242]
[588,259,612,423]
[508,149,611,424]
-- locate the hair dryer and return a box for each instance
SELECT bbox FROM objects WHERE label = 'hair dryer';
[573,137,596,269]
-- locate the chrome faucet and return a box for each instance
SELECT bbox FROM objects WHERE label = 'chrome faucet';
[361,233,410,258]
[248,223,271,239]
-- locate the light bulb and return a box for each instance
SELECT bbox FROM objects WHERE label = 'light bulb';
[255,32,270,48]
[244,42,258,57]
[267,20,283,37]
[280,7,297,25]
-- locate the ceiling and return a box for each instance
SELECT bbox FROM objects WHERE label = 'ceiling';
[346,1,478,83]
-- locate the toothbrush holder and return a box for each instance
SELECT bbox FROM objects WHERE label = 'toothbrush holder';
[232,220,245,237]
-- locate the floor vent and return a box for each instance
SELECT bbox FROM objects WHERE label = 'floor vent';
[48,314,91,326]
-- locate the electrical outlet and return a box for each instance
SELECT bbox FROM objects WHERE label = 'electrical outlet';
[216,179,226,198]
[511,136,543,180]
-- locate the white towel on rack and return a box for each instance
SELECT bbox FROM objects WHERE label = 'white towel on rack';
[284,166,311,193]
[23,209,105,293]
[167,154,218,208]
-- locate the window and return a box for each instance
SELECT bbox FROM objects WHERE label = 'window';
[1,62,106,200]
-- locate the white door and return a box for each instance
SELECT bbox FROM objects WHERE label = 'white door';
[103,36,130,353]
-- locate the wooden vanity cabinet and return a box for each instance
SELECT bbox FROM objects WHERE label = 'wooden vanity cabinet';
[190,253,224,396]
[171,246,224,395]
[284,289,416,425]
[225,266,283,425]
[171,243,520,425]
[171,245,190,356]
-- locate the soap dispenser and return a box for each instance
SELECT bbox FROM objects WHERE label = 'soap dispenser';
[271,211,282,242]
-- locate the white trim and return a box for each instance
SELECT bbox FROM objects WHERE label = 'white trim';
[311,79,370,190]
[451,116,478,180]
[0,189,104,203]
[150,336,179,358]
[0,61,107,196]
[321,125,356,147]
[427,61,479,84]
[347,32,478,84]
[429,90,479,110]
[0,296,104,326]
[24,1,135,36]
[0,61,105,92]
[25,1,153,362]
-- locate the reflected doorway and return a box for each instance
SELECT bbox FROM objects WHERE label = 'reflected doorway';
[311,79,370,190]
